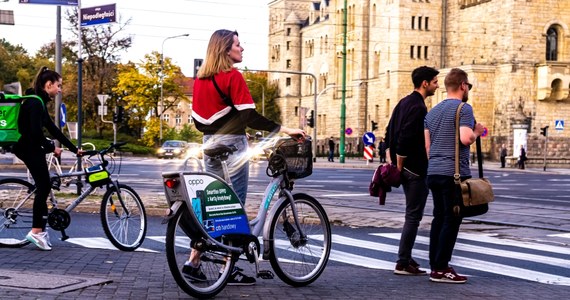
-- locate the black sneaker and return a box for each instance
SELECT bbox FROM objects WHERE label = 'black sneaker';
[226,267,256,286]
[182,264,207,282]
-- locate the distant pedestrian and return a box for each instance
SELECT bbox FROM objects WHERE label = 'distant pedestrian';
[424,68,484,284]
[518,145,527,169]
[328,137,335,162]
[500,144,507,168]
[385,66,439,276]
[378,138,387,163]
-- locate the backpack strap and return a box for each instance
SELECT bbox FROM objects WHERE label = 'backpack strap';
[210,76,236,111]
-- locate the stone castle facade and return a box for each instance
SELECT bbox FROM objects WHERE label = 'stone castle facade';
[268,0,570,165]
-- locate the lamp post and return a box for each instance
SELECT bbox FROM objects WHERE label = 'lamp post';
[246,79,265,117]
[160,33,189,144]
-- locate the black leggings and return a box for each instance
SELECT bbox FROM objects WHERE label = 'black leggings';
[15,151,51,230]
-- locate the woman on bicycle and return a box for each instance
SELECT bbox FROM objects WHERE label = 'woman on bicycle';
[190,29,306,285]
[12,67,83,251]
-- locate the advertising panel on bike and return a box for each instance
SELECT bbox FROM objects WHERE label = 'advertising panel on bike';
[183,174,250,238]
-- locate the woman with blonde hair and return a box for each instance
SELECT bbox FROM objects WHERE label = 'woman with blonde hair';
[189,29,305,285]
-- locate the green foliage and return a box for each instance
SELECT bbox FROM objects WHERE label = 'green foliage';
[243,72,282,124]
[178,124,203,143]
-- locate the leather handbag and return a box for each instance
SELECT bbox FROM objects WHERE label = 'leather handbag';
[453,103,494,217]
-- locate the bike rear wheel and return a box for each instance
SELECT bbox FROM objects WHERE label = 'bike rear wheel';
[165,206,235,298]
[100,184,147,251]
[268,193,331,286]
[0,178,35,247]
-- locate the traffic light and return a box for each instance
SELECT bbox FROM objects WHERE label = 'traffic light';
[113,106,124,123]
[306,110,315,128]
[371,120,378,131]
[540,126,549,137]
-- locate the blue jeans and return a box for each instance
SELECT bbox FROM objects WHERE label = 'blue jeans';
[427,175,464,270]
[203,134,249,204]
[397,168,428,266]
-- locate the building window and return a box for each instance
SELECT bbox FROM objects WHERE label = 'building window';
[418,16,422,30]
[546,27,558,61]
[410,46,414,59]
[425,17,429,31]
[385,99,390,117]
[188,115,193,124]
[286,41,291,50]
[411,16,415,29]
[175,114,181,125]
[286,77,291,86]
[286,28,291,36]
[163,114,170,123]
[417,46,422,59]
[424,46,429,59]
[286,59,292,69]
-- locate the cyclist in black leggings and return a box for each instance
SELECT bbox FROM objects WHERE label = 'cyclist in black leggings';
[11,67,83,251]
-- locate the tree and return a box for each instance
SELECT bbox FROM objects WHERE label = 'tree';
[0,39,34,88]
[243,71,281,133]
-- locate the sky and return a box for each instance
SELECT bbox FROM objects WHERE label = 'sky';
[0,0,271,76]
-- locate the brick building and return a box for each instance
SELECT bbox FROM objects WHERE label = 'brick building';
[268,0,570,165]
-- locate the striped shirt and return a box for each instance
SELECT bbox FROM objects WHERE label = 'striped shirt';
[424,99,475,177]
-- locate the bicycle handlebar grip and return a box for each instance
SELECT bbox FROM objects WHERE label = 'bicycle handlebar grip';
[113,141,127,149]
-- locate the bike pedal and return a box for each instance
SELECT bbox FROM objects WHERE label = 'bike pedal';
[257,270,274,279]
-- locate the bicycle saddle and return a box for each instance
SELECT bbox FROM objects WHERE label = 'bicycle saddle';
[203,145,237,158]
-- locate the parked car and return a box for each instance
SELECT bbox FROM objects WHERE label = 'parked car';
[156,140,188,159]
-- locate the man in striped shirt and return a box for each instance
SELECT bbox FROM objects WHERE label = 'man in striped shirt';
[424,68,484,284]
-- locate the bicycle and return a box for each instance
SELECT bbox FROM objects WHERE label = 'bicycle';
[162,137,331,298]
[0,142,147,251]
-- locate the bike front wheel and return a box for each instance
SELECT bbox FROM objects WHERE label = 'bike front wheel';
[0,178,35,247]
[100,184,147,251]
[165,205,235,299]
[268,193,331,286]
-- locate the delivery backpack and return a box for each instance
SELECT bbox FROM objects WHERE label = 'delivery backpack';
[0,93,44,146]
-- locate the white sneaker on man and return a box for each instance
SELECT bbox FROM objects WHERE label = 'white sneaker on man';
[26,231,52,251]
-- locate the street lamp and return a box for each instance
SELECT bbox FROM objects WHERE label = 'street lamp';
[246,79,265,117]
[160,33,189,143]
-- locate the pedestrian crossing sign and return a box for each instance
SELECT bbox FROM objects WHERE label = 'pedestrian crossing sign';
[555,120,564,130]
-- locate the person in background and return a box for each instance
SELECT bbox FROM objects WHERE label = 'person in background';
[189,29,306,285]
[385,66,439,276]
[500,144,507,168]
[328,137,335,162]
[424,68,484,283]
[12,67,84,251]
[518,145,527,169]
[378,138,387,163]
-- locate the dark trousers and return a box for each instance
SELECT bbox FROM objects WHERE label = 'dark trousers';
[427,175,463,271]
[500,156,506,168]
[15,150,50,230]
[328,150,334,162]
[397,169,428,266]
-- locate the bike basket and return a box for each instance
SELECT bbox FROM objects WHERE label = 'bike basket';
[276,138,313,179]
[85,164,111,186]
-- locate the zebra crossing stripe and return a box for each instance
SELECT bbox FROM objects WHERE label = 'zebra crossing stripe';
[64,237,157,253]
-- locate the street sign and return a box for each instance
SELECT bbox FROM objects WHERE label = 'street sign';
[362,132,376,146]
[98,105,108,116]
[59,103,67,127]
[81,4,116,27]
[481,127,488,137]
[97,94,109,106]
[363,145,374,160]
[19,0,78,5]
[345,128,352,135]
[555,120,564,130]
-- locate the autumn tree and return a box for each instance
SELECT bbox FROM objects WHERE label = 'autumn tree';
[243,71,281,134]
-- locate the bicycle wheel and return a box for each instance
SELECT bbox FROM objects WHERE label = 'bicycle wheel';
[0,178,35,247]
[268,193,331,286]
[100,184,147,251]
[165,206,235,298]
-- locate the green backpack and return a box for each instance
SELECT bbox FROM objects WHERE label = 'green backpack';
[0,93,44,146]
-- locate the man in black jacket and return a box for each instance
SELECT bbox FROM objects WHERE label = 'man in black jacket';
[385,66,439,275]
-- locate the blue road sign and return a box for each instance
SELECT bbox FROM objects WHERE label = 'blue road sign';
[362,132,376,146]
[81,4,116,27]
[555,120,564,131]
[60,103,66,127]
[19,0,78,5]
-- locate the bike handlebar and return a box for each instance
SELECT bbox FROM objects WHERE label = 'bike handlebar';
[83,142,127,158]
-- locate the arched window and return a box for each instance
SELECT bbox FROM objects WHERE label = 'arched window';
[546,27,558,61]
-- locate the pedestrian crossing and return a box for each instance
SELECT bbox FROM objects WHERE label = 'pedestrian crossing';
[62,231,570,286]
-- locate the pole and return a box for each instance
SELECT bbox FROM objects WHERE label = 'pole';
[340,0,348,163]
[76,0,83,195]
[159,33,189,144]
[543,132,548,171]
[242,69,317,162]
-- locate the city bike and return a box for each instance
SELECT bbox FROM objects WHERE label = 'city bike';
[162,137,331,298]
[0,142,147,251]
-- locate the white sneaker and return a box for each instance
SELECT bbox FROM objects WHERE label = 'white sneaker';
[44,231,52,247]
[26,231,52,251]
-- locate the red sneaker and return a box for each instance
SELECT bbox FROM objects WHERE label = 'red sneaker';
[429,267,467,284]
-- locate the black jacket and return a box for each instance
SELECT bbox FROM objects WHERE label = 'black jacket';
[13,89,78,155]
[384,91,428,176]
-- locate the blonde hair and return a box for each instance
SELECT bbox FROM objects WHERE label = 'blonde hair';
[197,30,238,79]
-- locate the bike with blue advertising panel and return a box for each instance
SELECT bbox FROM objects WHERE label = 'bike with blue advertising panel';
[162,137,331,298]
